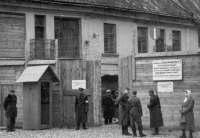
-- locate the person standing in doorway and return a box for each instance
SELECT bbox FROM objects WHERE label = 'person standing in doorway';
[118,88,131,135]
[3,90,17,132]
[129,91,146,137]
[147,89,163,135]
[102,89,115,124]
[75,88,89,130]
[180,90,195,138]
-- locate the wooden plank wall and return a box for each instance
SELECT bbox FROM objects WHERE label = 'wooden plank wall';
[56,59,101,128]
[119,56,135,92]
[0,12,25,58]
[133,55,200,128]
[0,83,23,127]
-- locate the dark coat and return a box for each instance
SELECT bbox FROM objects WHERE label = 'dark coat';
[3,94,17,118]
[75,93,89,123]
[102,93,115,118]
[180,96,195,130]
[118,93,129,126]
[128,96,143,118]
[147,95,163,128]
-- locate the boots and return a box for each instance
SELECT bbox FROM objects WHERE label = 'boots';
[132,129,137,136]
[189,130,193,138]
[152,128,159,135]
[139,129,146,137]
[180,129,186,138]
[123,126,132,135]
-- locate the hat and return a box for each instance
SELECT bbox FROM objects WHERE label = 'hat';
[10,90,15,93]
[106,89,111,93]
[79,88,84,91]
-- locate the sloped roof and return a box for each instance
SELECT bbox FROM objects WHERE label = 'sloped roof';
[32,0,192,18]
[16,65,59,83]
[172,0,200,20]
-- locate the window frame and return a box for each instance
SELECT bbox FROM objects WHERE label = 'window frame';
[137,27,148,53]
[104,23,117,54]
[172,30,181,51]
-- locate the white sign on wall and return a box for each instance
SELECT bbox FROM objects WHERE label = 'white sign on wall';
[157,81,173,93]
[153,59,182,81]
[72,80,86,90]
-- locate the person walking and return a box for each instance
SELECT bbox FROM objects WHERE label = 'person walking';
[128,91,146,137]
[118,88,131,135]
[102,89,115,124]
[75,88,89,130]
[179,89,195,138]
[3,90,17,132]
[147,90,163,135]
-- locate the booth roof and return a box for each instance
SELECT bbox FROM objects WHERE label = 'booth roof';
[16,65,59,83]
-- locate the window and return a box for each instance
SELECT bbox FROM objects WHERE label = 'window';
[155,29,165,52]
[104,23,116,54]
[35,15,45,39]
[55,18,80,58]
[172,30,181,51]
[137,27,148,53]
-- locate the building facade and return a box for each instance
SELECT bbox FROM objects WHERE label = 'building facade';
[0,0,199,128]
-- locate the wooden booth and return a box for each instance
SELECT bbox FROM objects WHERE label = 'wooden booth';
[16,65,59,130]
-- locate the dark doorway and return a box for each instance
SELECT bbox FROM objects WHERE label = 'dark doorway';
[41,82,50,125]
[101,75,119,124]
[101,75,118,97]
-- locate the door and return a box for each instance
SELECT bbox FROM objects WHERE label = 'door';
[41,82,50,125]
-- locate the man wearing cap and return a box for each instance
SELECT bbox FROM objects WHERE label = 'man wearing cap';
[128,91,146,137]
[75,88,89,130]
[102,89,114,124]
[147,90,163,135]
[3,90,17,132]
[118,88,131,135]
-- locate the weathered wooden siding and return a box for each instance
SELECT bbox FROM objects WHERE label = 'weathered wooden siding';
[56,59,101,128]
[0,12,25,58]
[133,55,200,128]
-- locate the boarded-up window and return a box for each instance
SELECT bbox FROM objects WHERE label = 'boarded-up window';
[35,15,45,39]
[104,23,116,54]
[0,12,25,58]
[156,29,165,52]
[138,27,148,53]
[172,30,181,51]
[55,18,80,58]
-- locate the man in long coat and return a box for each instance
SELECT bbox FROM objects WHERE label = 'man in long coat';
[3,90,17,132]
[128,91,146,137]
[75,88,89,130]
[102,89,114,124]
[180,90,195,138]
[147,90,163,135]
[118,88,131,135]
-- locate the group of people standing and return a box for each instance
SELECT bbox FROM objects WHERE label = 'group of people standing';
[118,88,163,137]
[3,87,195,138]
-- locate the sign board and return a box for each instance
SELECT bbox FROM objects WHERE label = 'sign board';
[72,80,86,90]
[157,81,173,93]
[153,59,182,81]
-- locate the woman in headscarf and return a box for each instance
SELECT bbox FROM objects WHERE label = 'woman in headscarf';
[180,90,195,138]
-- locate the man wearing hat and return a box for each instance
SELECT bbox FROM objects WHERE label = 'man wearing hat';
[102,89,114,124]
[128,91,146,137]
[75,88,89,130]
[3,90,17,132]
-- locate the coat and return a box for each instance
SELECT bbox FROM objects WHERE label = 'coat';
[3,94,17,118]
[128,96,143,118]
[147,95,163,128]
[180,96,195,130]
[75,93,89,123]
[118,93,129,126]
[102,93,115,118]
